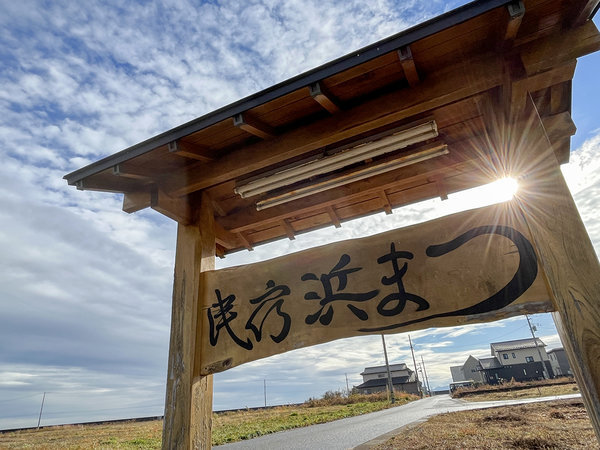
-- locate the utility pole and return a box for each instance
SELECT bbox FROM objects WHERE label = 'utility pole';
[381,334,395,404]
[421,355,431,396]
[345,373,350,395]
[37,392,46,429]
[408,335,422,397]
[264,379,267,407]
[526,315,549,379]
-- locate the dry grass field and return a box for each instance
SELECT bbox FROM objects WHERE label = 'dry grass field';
[374,398,598,449]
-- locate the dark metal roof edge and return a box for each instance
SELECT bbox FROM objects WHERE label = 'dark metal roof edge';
[64,0,511,185]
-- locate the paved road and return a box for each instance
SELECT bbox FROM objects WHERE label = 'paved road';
[214,393,581,450]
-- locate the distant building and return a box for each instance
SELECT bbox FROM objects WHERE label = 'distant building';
[355,363,421,395]
[547,347,572,376]
[450,338,555,385]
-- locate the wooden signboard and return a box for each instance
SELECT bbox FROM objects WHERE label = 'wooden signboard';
[197,200,552,376]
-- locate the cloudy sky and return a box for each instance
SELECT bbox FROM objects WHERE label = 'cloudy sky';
[1,0,599,430]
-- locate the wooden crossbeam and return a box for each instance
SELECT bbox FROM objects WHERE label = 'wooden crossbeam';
[168,141,216,162]
[398,46,420,87]
[233,113,275,140]
[309,82,341,114]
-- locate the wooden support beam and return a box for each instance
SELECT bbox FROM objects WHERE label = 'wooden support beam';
[162,192,214,449]
[435,179,449,201]
[165,54,505,196]
[541,111,576,142]
[214,221,245,250]
[238,232,253,251]
[498,1,524,50]
[550,82,568,115]
[309,82,341,114]
[506,96,600,442]
[123,191,151,213]
[398,46,420,87]
[151,188,194,224]
[519,21,600,76]
[233,113,275,140]
[169,141,217,163]
[379,190,393,215]
[568,0,600,27]
[281,219,296,240]
[326,206,341,228]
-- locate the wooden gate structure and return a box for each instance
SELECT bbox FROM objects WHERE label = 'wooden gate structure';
[65,0,600,447]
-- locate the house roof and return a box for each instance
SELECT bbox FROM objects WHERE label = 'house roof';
[491,338,545,352]
[479,357,502,369]
[361,363,408,375]
[356,375,413,389]
[63,0,600,255]
[547,347,565,354]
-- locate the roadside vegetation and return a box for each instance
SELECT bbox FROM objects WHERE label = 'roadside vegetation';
[374,398,598,449]
[0,390,417,448]
[451,377,579,401]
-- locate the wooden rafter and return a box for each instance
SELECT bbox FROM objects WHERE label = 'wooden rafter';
[233,113,275,140]
[309,82,341,114]
[398,45,420,87]
[379,190,393,215]
[168,140,217,162]
[498,1,525,50]
[281,219,296,240]
[326,206,341,228]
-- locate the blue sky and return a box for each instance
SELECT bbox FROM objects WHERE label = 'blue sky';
[1,0,599,429]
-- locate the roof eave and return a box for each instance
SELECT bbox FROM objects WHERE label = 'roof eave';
[63,0,512,186]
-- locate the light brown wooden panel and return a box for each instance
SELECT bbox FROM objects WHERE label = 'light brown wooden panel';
[197,201,552,375]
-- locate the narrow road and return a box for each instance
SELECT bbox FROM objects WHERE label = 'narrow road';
[214,393,581,450]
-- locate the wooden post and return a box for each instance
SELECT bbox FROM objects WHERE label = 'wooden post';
[163,192,215,449]
[513,98,600,441]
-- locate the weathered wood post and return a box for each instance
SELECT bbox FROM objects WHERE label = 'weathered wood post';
[162,192,215,449]
[513,96,600,440]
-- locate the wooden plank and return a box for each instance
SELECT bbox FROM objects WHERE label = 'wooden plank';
[197,201,552,375]
[233,113,276,140]
[512,97,600,441]
[379,190,393,215]
[163,192,215,449]
[164,54,505,196]
[281,220,296,240]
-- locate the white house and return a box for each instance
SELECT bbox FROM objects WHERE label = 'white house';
[355,363,421,395]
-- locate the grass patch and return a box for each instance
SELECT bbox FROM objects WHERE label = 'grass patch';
[0,391,417,448]
[454,378,579,402]
[374,398,598,449]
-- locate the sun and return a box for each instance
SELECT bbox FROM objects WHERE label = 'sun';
[449,177,519,210]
